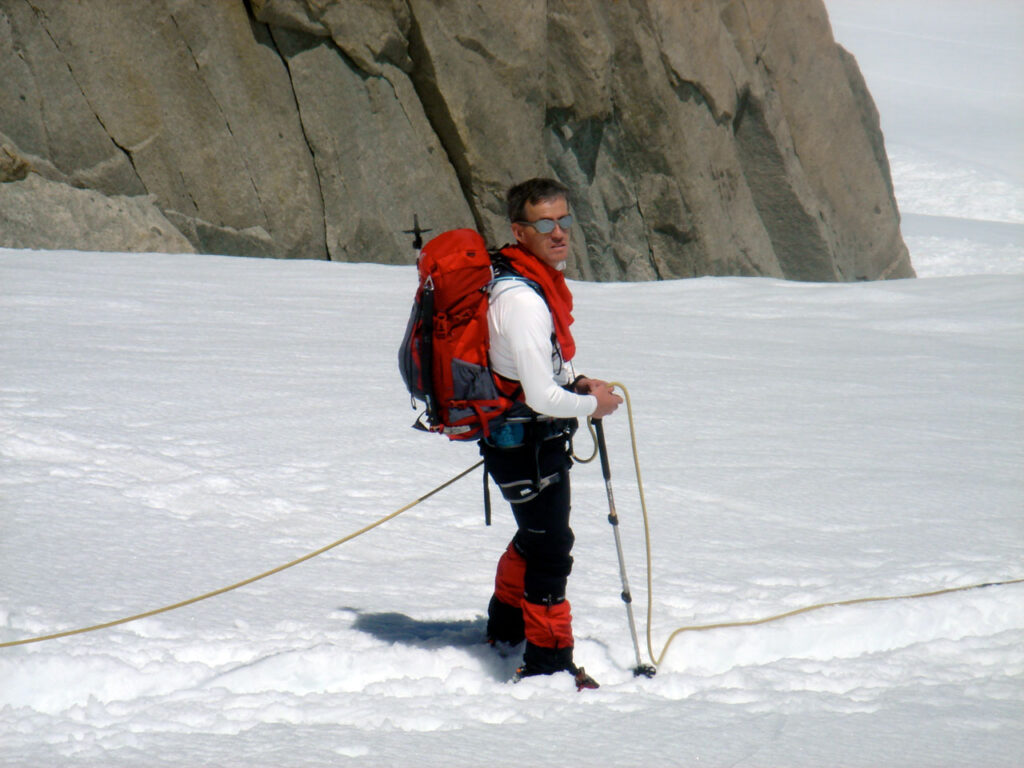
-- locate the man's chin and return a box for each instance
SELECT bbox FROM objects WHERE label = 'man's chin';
[547,248,569,271]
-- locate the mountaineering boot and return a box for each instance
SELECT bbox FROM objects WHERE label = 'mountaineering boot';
[512,660,600,691]
[512,642,600,690]
[520,641,573,675]
[573,667,600,691]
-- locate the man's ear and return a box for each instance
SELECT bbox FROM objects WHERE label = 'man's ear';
[510,222,526,245]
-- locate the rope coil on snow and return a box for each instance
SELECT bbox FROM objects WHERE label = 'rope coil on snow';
[606,382,1024,669]
[3,384,1021,659]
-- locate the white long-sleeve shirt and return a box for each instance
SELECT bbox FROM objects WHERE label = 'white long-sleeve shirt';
[487,280,597,419]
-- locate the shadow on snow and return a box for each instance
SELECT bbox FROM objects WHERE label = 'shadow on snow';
[348,610,487,648]
[344,609,521,681]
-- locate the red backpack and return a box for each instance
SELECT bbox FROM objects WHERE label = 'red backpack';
[399,229,529,440]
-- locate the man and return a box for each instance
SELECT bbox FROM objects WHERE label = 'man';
[482,177,621,689]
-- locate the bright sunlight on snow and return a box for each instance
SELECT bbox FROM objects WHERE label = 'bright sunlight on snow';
[2,2,1022,766]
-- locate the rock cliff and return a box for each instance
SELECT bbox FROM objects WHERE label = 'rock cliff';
[0,0,913,280]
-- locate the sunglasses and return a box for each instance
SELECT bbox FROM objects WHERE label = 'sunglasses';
[516,214,573,234]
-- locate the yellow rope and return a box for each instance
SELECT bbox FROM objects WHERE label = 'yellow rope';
[605,382,1024,670]
[572,418,599,464]
[650,578,1024,666]
[7,386,1021,667]
[0,460,484,649]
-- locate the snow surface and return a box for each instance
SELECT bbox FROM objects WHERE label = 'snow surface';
[2,2,1023,767]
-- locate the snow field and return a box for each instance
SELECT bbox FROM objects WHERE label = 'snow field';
[2,0,1024,762]
[2,252,1022,766]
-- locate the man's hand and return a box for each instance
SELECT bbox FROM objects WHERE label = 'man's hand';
[574,377,622,418]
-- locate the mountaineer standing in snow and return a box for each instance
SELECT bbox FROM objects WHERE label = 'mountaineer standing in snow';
[483,177,622,688]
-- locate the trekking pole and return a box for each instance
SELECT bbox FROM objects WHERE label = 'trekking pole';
[593,418,657,678]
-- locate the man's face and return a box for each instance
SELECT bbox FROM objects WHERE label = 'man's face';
[511,196,571,271]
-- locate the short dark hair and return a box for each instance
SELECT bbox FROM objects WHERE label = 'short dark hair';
[506,178,570,222]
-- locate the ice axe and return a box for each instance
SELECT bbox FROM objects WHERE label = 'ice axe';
[404,213,432,251]
[593,417,657,678]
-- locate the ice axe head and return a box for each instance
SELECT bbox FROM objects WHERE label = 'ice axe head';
[403,213,433,251]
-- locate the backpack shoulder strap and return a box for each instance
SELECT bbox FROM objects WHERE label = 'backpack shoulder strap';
[489,249,544,300]
[488,248,559,359]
